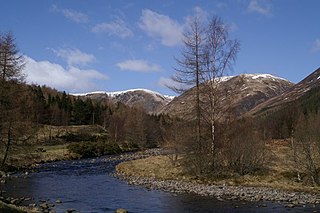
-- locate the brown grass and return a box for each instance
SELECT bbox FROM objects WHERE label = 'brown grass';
[5,144,79,168]
[117,140,320,193]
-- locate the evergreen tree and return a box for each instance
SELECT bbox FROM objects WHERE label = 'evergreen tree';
[0,32,25,82]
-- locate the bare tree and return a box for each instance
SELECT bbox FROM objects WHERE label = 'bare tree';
[294,114,320,185]
[169,16,239,174]
[201,17,240,166]
[224,119,267,175]
[169,16,206,172]
[0,32,31,169]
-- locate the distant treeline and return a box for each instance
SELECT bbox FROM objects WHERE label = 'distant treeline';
[28,84,174,149]
[258,86,320,139]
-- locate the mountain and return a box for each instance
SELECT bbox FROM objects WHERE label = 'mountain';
[159,74,293,120]
[249,67,320,116]
[72,89,175,114]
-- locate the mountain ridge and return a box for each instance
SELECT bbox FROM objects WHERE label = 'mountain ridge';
[249,67,320,116]
[159,73,294,120]
[71,73,296,117]
[72,88,175,100]
[72,88,175,114]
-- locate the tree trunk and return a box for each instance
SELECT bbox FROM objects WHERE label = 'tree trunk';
[1,121,12,169]
[195,33,201,150]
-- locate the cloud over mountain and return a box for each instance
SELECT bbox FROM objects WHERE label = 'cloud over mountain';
[53,48,96,67]
[24,56,108,92]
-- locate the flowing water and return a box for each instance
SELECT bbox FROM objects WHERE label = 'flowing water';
[1,156,317,213]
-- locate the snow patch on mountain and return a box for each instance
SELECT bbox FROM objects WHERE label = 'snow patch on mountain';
[213,74,286,84]
[72,88,175,100]
[246,74,287,81]
[218,76,235,82]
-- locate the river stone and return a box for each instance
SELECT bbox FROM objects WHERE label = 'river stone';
[55,199,62,204]
[40,202,49,209]
[116,208,128,213]
[10,198,20,205]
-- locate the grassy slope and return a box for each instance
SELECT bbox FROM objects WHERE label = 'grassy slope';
[2,125,106,168]
[7,144,78,168]
[116,141,320,193]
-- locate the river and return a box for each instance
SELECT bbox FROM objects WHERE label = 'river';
[1,155,317,212]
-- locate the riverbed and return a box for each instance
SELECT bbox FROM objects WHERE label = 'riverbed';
[1,154,318,212]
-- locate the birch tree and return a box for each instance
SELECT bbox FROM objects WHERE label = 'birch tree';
[201,17,240,166]
[170,14,240,173]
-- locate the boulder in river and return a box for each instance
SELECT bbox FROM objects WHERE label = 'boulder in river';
[40,202,49,209]
[116,208,128,213]
[55,199,62,204]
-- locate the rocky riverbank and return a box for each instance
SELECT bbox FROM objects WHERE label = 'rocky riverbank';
[116,174,320,206]
[115,152,320,208]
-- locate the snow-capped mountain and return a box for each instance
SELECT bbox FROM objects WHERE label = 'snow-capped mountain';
[72,89,175,114]
[159,74,293,120]
[249,67,320,116]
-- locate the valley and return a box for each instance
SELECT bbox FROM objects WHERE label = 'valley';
[1,2,320,212]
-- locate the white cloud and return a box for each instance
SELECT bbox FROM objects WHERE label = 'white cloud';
[24,56,108,92]
[117,60,162,72]
[53,48,96,67]
[139,9,183,46]
[92,18,133,38]
[248,0,271,16]
[158,77,189,91]
[312,39,320,53]
[192,6,209,23]
[51,5,89,23]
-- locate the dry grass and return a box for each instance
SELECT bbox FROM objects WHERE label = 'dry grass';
[117,155,184,180]
[5,144,78,168]
[1,124,105,168]
[35,124,105,143]
[117,140,320,193]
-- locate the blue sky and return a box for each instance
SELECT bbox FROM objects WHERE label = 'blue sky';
[1,0,319,96]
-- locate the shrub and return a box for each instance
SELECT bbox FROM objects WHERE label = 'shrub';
[67,140,121,158]
[59,132,97,142]
[224,119,267,175]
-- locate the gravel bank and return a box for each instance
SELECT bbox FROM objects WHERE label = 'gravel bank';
[115,150,320,206]
[116,174,320,205]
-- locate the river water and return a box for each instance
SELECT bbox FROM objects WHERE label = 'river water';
[1,156,317,213]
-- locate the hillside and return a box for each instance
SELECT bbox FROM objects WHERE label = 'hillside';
[73,89,174,114]
[159,74,293,120]
[250,67,320,116]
